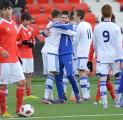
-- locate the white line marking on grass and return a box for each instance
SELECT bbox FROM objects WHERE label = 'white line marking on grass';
[2,114,123,120]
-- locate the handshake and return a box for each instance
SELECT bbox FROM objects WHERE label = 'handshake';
[22,40,34,48]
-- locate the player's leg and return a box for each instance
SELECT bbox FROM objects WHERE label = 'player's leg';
[69,56,78,101]
[100,75,107,108]
[21,58,38,99]
[77,58,90,100]
[63,54,80,103]
[94,80,101,104]
[10,62,25,114]
[63,76,68,100]
[112,62,121,107]
[54,57,65,103]
[97,63,109,108]
[0,85,7,116]
[25,73,31,97]
[0,63,14,118]
[114,72,121,107]
[106,75,116,102]
[69,79,79,101]
[42,53,58,103]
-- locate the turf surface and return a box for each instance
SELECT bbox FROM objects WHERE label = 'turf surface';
[2,76,123,120]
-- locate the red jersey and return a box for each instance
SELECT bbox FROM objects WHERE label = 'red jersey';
[0,18,19,63]
[88,41,94,62]
[17,24,35,58]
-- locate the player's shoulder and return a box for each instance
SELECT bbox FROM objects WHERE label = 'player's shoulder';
[110,22,121,30]
[78,21,91,30]
[46,21,53,29]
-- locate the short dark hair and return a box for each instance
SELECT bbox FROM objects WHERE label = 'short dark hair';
[70,11,74,20]
[60,10,69,17]
[51,9,61,18]
[101,4,112,18]
[21,12,32,21]
[0,0,13,10]
[75,9,85,20]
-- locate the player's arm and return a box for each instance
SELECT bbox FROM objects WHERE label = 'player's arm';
[28,28,36,48]
[93,28,98,57]
[56,28,76,36]
[17,28,23,45]
[116,27,123,60]
[53,23,73,30]
[87,41,94,72]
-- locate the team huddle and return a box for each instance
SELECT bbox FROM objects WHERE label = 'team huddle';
[0,0,123,118]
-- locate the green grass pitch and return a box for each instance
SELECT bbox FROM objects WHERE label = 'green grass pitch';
[2,76,123,120]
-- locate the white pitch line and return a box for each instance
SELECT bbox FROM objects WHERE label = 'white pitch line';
[1,114,123,120]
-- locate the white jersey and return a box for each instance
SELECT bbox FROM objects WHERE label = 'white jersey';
[93,21,122,63]
[72,23,77,59]
[76,21,93,58]
[41,21,76,54]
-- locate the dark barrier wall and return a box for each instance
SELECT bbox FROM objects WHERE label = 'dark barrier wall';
[33,41,44,76]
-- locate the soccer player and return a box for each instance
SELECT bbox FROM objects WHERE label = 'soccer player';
[87,15,117,105]
[41,9,76,104]
[93,4,122,108]
[0,0,25,117]
[54,11,81,104]
[74,9,93,100]
[62,11,77,101]
[17,12,39,99]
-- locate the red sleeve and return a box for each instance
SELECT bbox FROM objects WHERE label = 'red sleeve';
[30,28,36,45]
[88,41,94,62]
[17,27,22,45]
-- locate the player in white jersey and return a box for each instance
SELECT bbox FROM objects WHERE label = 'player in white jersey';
[74,9,93,100]
[41,9,76,104]
[93,4,122,108]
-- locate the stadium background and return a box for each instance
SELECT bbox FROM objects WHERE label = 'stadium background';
[17,0,123,76]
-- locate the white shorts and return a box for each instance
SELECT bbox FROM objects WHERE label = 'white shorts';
[21,58,34,73]
[96,62,120,75]
[77,57,89,71]
[0,62,25,85]
[42,53,59,75]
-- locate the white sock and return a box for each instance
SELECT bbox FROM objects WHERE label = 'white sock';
[115,78,121,104]
[80,76,88,99]
[44,75,54,99]
[100,80,107,106]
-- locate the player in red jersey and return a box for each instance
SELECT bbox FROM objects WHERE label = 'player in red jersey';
[0,0,25,117]
[17,12,38,99]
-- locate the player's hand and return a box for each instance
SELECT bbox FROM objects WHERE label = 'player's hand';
[22,40,34,48]
[0,50,9,58]
[29,43,34,48]
[87,61,93,72]
[22,40,31,45]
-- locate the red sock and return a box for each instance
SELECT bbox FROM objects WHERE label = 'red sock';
[16,85,24,113]
[95,80,101,102]
[0,88,6,114]
[106,81,116,100]
[26,88,31,96]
